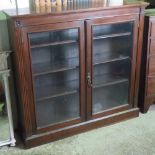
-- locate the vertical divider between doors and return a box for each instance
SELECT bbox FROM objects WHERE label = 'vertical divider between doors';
[85,20,93,120]
[79,21,87,122]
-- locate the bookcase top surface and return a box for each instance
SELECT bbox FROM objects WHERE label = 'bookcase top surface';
[3,0,148,18]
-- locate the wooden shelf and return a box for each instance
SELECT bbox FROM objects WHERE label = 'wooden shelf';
[93,51,130,65]
[31,40,77,49]
[35,79,79,102]
[32,57,79,76]
[32,51,130,77]
[93,32,131,40]
[36,93,80,127]
[93,73,129,89]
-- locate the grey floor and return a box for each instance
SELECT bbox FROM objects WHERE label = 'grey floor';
[0,104,155,155]
[149,104,155,111]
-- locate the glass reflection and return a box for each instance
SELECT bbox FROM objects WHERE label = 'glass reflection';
[92,21,133,114]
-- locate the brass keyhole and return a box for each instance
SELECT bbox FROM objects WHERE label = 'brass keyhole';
[87,72,92,87]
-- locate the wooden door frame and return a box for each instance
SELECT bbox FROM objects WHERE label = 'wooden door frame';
[86,15,139,120]
[20,20,86,135]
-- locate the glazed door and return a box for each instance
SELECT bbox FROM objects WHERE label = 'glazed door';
[86,15,139,119]
[22,21,85,132]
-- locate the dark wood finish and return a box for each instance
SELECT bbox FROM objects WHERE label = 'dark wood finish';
[86,15,139,120]
[24,21,86,133]
[25,108,139,148]
[133,7,145,108]
[139,15,155,113]
[147,77,155,95]
[5,0,148,148]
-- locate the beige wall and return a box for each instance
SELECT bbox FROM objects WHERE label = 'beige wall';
[0,0,31,10]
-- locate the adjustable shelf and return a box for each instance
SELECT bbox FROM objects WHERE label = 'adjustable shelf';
[30,40,77,49]
[94,52,130,66]
[35,79,79,102]
[93,73,129,89]
[93,32,131,40]
[32,57,79,76]
[32,53,130,77]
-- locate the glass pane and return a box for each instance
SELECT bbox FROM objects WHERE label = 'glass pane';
[93,22,133,37]
[92,22,133,114]
[93,59,131,87]
[29,28,80,128]
[0,75,10,142]
[36,93,79,127]
[31,42,79,75]
[34,69,79,101]
[93,35,132,62]
[29,29,78,46]
[93,81,129,113]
